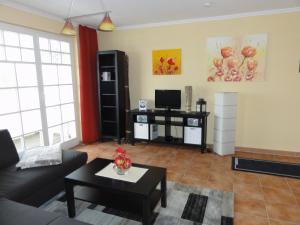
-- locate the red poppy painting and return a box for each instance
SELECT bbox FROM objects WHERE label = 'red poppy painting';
[152,49,181,75]
[207,34,267,82]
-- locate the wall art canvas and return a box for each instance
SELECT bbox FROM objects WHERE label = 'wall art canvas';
[207,34,267,82]
[152,49,181,75]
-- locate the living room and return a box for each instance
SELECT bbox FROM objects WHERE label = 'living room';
[0,1,300,225]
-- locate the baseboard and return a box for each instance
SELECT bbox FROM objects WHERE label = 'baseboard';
[235,146,300,158]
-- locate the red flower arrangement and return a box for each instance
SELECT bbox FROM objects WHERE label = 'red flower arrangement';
[113,147,131,175]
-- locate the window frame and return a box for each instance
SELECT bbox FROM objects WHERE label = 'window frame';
[0,22,80,151]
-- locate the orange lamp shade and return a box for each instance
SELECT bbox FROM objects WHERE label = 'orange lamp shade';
[61,19,76,36]
[99,13,115,31]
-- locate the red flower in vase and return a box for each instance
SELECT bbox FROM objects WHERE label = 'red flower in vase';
[114,155,131,170]
[115,147,126,156]
[124,157,132,169]
[113,147,131,172]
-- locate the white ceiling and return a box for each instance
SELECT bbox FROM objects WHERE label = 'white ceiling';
[2,0,300,29]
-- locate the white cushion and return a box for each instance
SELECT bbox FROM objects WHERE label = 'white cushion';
[16,144,62,169]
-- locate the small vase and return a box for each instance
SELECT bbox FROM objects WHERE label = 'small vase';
[185,86,192,112]
[113,165,130,175]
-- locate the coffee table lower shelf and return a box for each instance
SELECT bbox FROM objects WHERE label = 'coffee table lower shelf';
[74,186,162,216]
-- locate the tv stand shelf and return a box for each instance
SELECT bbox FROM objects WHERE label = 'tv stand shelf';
[130,109,210,153]
[151,120,183,126]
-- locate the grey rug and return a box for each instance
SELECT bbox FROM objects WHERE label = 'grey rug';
[41,182,234,225]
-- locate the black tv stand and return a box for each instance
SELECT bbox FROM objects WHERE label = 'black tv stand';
[130,109,210,153]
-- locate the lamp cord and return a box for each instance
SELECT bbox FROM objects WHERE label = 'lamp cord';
[99,0,106,11]
[67,0,75,19]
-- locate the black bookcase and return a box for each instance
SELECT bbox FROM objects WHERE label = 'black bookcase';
[97,50,126,144]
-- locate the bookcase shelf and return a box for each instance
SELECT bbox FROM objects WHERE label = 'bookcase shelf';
[97,50,126,144]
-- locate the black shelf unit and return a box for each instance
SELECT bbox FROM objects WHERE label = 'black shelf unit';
[130,109,210,153]
[97,50,126,144]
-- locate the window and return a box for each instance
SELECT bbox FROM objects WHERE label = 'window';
[0,24,79,151]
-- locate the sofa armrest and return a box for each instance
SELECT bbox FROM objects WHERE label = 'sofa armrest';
[0,130,19,169]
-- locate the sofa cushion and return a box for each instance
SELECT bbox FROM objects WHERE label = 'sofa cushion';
[0,150,87,202]
[0,130,19,169]
[16,144,62,169]
[0,198,89,225]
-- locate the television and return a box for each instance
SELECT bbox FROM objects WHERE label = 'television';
[155,90,181,110]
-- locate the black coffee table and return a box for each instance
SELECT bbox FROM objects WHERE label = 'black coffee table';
[64,158,167,225]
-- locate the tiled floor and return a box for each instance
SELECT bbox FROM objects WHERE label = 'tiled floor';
[74,142,300,225]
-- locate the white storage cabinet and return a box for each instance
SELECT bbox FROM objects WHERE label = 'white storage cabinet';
[214,92,237,155]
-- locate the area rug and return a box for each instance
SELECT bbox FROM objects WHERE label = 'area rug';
[41,182,234,225]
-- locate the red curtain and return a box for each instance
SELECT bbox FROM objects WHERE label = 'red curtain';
[79,25,99,144]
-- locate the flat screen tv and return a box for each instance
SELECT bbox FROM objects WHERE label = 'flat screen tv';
[155,89,181,110]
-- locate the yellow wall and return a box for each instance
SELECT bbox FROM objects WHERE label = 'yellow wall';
[99,12,300,152]
[0,5,63,33]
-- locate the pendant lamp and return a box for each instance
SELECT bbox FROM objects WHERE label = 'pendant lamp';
[99,12,115,31]
[61,0,76,36]
[62,18,76,36]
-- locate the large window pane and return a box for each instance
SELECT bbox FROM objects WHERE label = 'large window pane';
[5,47,21,61]
[24,131,43,149]
[61,103,75,122]
[44,86,60,106]
[0,27,77,149]
[50,39,60,52]
[0,89,19,114]
[19,34,33,48]
[61,53,70,64]
[60,85,74,104]
[46,106,62,127]
[21,49,35,62]
[21,110,42,134]
[4,31,19,46]
[18,88,40,111]
[42,65,58,85]
[39,37,49,50]
[40,51,51,63]
[0,46,5,60]
[15,63,37,87]
[58,65,72,84]
[0,113,22,137]
[48,125,62,145]
[63,121,76,141]
[60,41,70,53]
[51,52,61,64]
[0,62,16,88]
[0,30,3,44]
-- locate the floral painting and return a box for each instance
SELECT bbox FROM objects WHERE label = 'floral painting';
[152,49,181,75]
[207,34,267,82]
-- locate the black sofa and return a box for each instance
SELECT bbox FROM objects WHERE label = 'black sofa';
[0,198,89,225]
[0,129,88,206]
[0,129,89,225]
